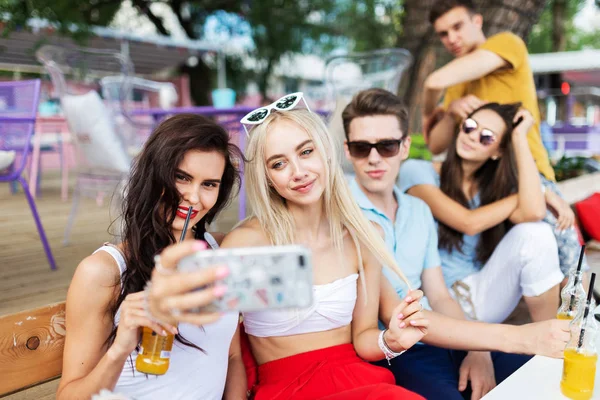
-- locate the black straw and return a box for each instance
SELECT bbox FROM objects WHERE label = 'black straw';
[179,207,194,243]
[568,245,587,312]
[577,272,596,352]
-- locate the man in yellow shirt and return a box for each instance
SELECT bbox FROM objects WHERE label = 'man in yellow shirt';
[422,0,555,181]
[421,0,588,291]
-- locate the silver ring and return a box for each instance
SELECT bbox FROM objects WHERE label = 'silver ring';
[154,255,175,275]
[170,308,182,317]
[419,303,424,312]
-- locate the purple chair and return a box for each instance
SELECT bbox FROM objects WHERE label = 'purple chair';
[0,79,57,270]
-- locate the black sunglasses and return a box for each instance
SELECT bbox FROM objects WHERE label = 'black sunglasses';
[461,118,497,146]
[347,139,403,159]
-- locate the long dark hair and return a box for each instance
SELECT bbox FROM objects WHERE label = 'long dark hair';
[438,102,521,264]
[106,113,243,348]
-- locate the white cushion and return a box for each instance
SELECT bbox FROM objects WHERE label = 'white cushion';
[159,85,178,109]
[0,150,15,171]
[61,91,131,173]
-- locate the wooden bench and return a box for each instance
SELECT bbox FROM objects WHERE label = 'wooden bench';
[0,302,65,398]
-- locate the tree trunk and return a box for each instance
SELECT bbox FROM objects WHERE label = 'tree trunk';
[397,0,549,133]
[552,0,567,51]
[395,0,438,132]
[179,61,214,106]
[257,57,275,103]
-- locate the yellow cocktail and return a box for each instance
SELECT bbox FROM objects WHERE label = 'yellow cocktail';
[561,348,597,400]
[135,327,174,375]
[558,312,575,321]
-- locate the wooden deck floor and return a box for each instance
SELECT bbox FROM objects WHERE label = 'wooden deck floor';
[1,171,600,318]
[0,171,240,317]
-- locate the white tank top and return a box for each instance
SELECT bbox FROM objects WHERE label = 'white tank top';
[94,244,239,400]
[243,273,358,337]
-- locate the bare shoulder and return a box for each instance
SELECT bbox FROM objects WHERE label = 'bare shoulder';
[221,217,270,248]
[67,250,121,317]
[72,250,121,290]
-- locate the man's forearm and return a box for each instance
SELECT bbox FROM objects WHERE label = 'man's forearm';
[421,310,526,354]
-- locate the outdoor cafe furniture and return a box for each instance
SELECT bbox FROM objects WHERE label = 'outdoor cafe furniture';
[0,79,57,270]
[36,45,178,244]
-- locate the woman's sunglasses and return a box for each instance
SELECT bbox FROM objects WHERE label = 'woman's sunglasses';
[461,118,497,146]
[240,92,311,136]
[346,139,403,159]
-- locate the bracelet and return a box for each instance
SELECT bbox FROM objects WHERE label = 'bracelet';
[378,329,406,365]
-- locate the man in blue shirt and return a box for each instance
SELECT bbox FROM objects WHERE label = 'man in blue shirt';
[341,88,532,400]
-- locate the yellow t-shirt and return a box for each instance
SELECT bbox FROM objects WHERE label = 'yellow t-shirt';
[442,32,555,181]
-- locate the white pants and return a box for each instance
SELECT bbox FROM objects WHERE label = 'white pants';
[450,222,563,324]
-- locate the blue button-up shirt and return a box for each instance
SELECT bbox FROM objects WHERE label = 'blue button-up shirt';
[349,178,441,311]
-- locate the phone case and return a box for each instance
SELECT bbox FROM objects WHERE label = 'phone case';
[177,245,313,313]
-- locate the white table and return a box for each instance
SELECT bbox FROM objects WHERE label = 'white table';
[482,355,600,399]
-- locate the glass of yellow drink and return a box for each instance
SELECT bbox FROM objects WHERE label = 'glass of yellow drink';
[561,349,597,400]
[135,327,174,375]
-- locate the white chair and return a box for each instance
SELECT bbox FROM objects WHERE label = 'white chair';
[36,45,136,244]
[100,76,178,157]
[324,48,413,102]
[324,48,413,174]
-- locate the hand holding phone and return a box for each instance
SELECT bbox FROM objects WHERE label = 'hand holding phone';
[178,245,313,313]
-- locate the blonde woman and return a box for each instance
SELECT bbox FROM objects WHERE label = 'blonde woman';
[222,94,427,399]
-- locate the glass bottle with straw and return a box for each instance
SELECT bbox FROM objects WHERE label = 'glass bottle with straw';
[561,272,598,400]
[136,206,194,375]
[558,245,588,320]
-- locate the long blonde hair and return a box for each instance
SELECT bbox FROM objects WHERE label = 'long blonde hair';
[244,109,410,295]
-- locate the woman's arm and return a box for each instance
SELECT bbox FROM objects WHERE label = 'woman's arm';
[407,184,518,236]
[421,311,569,358]
[58,253,169,399]
[427,111,459,155]
[351,246,386,361]
[379,282,569,358]
[223,324,247,400]
[352,245,427,361]
[508,109,546,224]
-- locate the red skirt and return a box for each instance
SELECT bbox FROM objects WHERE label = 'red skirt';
[252,344,424,400]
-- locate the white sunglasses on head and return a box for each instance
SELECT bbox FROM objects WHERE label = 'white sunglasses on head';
[240,92,311,136]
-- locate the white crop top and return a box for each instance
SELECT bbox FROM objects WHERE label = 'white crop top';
[94,244,239,400]
[242,273,358,337]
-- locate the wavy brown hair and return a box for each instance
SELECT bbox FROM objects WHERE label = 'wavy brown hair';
[438,102,521,264]
[106,114,243,349]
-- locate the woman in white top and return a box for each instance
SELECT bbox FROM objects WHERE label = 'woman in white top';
[58,114,246,400]
[222,96,427,399]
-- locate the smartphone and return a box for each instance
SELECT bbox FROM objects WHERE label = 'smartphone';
[177,245,313,313]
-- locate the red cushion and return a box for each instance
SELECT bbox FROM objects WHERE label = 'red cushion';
[575,193,600,242]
